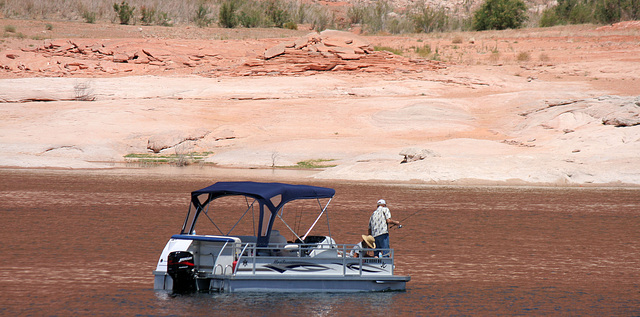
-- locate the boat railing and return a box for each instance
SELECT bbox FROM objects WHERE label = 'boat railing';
[231,243,395,277]
[209,241,230,275]
[213,264,224,275]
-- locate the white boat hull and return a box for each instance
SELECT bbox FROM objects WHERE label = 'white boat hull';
[154,271,409,293]
[153,234,410,293]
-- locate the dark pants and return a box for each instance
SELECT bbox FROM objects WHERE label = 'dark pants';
[374,233,390,257]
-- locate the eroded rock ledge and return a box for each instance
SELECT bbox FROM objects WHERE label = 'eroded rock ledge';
[245,30,446,75]
[0,30,446,78]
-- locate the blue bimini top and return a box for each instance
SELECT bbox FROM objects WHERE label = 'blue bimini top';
[186,181,335,246]
[191,181,335,214]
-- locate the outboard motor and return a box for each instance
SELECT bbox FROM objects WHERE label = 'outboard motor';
[167,251,196,293]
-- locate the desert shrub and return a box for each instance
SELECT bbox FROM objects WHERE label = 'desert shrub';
[375,45,404,55]
[539,53,550,62]
[347,3,367,24]
[516,51,530,61]
[539,0,589,26]
[539,8,559,27]
[347,0,414,33]
[157,11,173,26]
[266,0,291,27]
[293,2,307,24]
[237,7,262,28]
[45,23,53,30]
[473,0,527,30]
[0,0,343,30]
[195,3,213,27]
[82,11,96,23]
[221,0,309,29]
[283,21,297,30]
[594,0,620,23]
[540,0,639,27]
[363,0,393,33]
[308,6,334,31]
[4,25,16,33]
[113,1,135,25]
[140,6,155,25]
[566,1,594,24]
[349,0,463,34]
[410,3,449,33]
[415,44,432,57]
[386,15,414,34]
[594,0,639,23]
[218,1,237,28]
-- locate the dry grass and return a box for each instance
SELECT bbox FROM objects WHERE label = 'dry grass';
[0,18,310,40]
[1,0,206,24]
[516,51,531,62]
[0,0,336,28]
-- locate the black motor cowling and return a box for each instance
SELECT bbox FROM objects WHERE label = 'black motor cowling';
[167,251,196,293]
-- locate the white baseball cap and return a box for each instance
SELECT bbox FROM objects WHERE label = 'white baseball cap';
[377,199,386,205]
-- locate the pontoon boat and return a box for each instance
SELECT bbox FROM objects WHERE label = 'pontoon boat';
[153,181,410,292]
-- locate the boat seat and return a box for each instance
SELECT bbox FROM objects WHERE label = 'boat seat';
[310,249,338,258]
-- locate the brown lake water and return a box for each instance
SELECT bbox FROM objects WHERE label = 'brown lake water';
[1,168,639,316]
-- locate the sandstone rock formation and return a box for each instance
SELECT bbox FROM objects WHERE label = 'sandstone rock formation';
[400,148,440,163]
[147,129,211,153]
[249,30,446,75]
[0,31,445,78]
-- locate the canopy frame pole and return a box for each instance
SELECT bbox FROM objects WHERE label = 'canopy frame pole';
[322,198,333,247]
[249,196,256,236]
[226,199,256,235]
[201,202,224,235]
[276,212,303,243]
[301,197,333,241]
[180,203,193,234]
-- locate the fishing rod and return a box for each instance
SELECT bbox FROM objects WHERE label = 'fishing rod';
[390,208,425,229]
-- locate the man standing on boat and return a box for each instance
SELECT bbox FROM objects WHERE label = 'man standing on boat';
[368,199,401,257]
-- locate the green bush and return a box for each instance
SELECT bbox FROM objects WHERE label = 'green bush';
[309,6,333,31]
[194,3,213,27]
[157,12,173,27]
[82,11,96,23]
[473,0,527,30]
[363,0,393,33]
[594,0,639,23]
[283,21,297,30]
[568,1,594,24]
[237,7,263,28]
[113,1,135,25]
[375,45,404,55]
[411,4,448,33]
[294,3,307,24]
[540,0,639,27]
[415,44,432,57]
[218,1,237,28]
[539,8,559,27]
[140,6,155,25]
[347,4,367,24]
[350,0,461,34]
[266,0,292,28]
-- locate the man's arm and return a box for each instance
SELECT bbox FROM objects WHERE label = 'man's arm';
[386,218,400,226]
